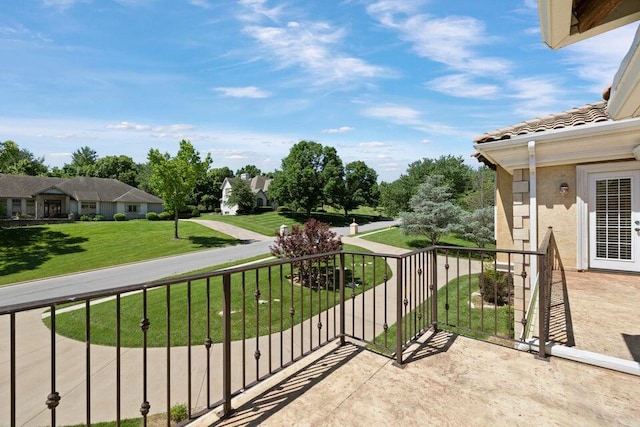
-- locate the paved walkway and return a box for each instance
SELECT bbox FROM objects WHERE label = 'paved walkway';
[183,219,271,242]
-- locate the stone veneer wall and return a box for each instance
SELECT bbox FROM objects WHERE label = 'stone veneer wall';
[512,168,533,340]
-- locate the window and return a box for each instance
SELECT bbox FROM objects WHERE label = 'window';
[12,198,21,214]
[127,205,138,213]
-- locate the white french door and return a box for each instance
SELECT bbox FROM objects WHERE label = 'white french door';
[588,170,640,271]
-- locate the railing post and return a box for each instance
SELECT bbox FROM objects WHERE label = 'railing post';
[431,249,438,331]
[222,273,234,416]
[395,257,403,365]
[339,252,346,346]
[536,253,547,360]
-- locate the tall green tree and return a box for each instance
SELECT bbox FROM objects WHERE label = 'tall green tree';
[334,160,379,216]
[461,166,495,211]
[148,140,211,239]
[269,141,344,216]
[68,146,98,176]
[227,178,255,213]
[193,166,234,211]
[400,175,463,245]
[235,164,262,178]
[0,140,48,176]
[459,207,494,248]
[94,155,139,187]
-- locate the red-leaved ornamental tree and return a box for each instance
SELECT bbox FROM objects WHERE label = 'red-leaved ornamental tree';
[270,219,342,288]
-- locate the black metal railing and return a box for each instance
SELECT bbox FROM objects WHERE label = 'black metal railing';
[0,242,552,426]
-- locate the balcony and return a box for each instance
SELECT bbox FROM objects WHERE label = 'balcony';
[1,230,638,426]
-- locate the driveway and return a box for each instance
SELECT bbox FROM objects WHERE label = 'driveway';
[0,219,399,309]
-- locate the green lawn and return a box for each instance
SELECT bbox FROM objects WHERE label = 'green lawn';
[45,244,392,348]
[369,273,514,354]
[361,226,494,251]
[202,210,385,237]
[0,221,240,286]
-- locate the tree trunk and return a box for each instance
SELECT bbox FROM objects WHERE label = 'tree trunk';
[174,207,179,239]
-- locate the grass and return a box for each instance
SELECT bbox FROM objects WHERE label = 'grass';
[361,226,495,251]
[369,273,514,354]
[45,244,392,348]
[202,210,386,237]
[0,220,240,286]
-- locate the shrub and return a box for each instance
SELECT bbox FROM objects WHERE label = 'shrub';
[158,211,172,221]
[478,266,513,305]
[79,215,92,221]
[113,213,127,221]
[146,212,159,221]
[270,219,342,288]
[170,403,188,423]
[276,206,292,213]
[214,208,221,214]
[191,208,200,217]
[94,214,105,221]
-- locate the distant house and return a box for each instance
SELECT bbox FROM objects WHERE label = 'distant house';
[0,174,164,220]
[473,101,640,274]
[220,174,274,215]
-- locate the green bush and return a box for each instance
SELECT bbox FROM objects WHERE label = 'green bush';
[478,266,513,305]
[276,206,292,213]
[79,215,92,221]
[94,214,105,221]
[191,208,200,217]
[146,212,159,221]
[158,211,172,221]
[170,403,188,423]
[214,208,221,214]
[113,213,127,221]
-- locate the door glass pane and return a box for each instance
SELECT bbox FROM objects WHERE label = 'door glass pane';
[595,177,632,260]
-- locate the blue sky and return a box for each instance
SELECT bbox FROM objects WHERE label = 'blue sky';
[0,0,637,182]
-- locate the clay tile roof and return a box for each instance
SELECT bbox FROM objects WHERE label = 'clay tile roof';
[473,101,611,144]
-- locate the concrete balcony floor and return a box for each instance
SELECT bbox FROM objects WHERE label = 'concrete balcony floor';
[562,270,640,362]
[194,331,639,427]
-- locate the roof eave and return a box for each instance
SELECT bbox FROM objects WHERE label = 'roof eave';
[474,117,640,173]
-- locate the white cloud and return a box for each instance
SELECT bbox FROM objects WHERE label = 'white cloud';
[238,0,283,22]
[507,76,568,117]
[226,154,248,159]
[421,139,431,144]
[242,19,392,85]
[322,126,354,134]
[425,74,498,98]
[107,121,151,131]
[49,152,72,157]
[42,0,86,9]
[362,105,423,125]
[367,5,511,76]
[214,86,271,98]
[359,141,387,147]
[189,0,211,9]
[563,24,637,94]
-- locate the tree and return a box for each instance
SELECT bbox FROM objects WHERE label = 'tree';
[235,164,262,178]
[461,166,495,211]
[400,175,464,245]
[148,140,211,239]
[334,160,379,216]
[270,219,342,288]
[68,146,98,176]
[194,166,234,211]
[227,178,255,213]
[94,155,139,187]
[269,141,344,216]
[380,155,473,216]
[459,207,495,248]
[0,140,48,176]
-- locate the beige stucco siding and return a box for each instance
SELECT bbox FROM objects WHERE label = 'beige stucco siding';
[536,165,577,269]
[495,166,514,257]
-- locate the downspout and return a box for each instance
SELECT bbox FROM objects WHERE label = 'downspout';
[528,141,538,283]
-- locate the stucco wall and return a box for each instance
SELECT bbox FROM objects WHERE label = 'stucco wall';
[536,165,577,269]
[495,166,514,252]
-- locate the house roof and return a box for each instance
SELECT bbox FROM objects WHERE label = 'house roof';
[474,101,611,144]
[221,176,271,192]
[0,174,163,204]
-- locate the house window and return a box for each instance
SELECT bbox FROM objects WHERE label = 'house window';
[82,203,97,214]
[256,197,264,207]
[26,200,35,216]
[127,205,138,213]
[12,198,21,214]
